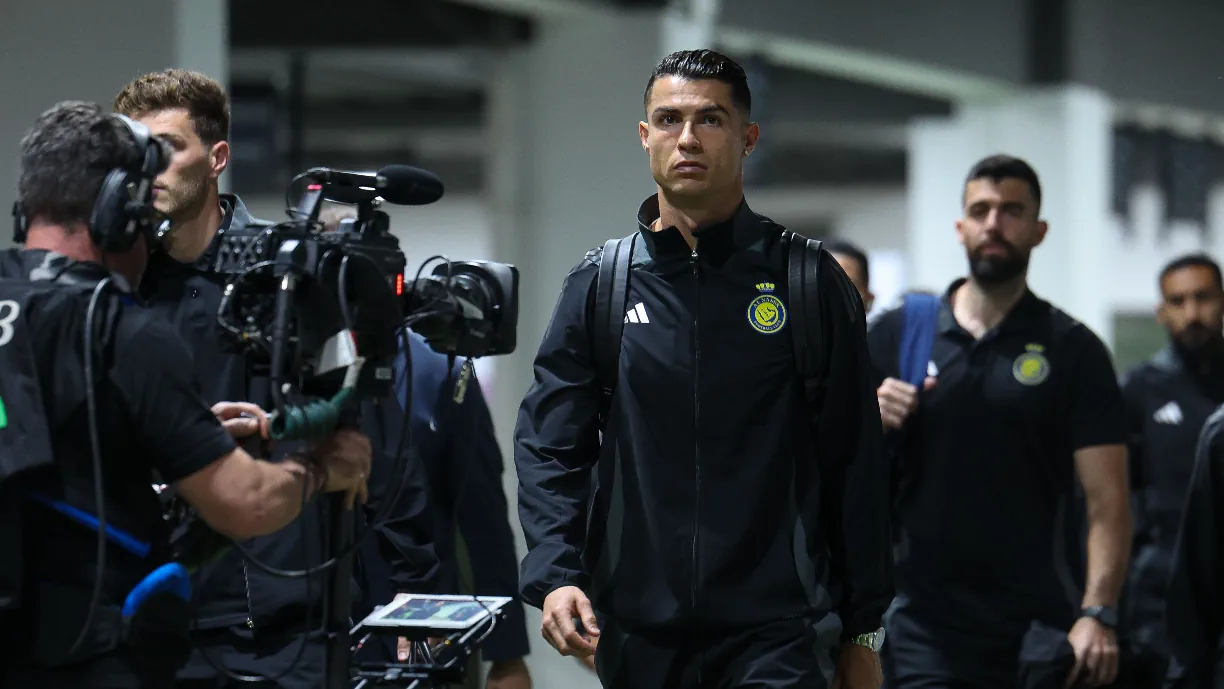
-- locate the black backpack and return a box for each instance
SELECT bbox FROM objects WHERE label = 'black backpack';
[590,230,828,428]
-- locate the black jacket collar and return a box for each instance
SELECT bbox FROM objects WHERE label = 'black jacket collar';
[635,194,769,265]
[144,193,269,283]
[1155,342,1224,382]
[194,193,268,270]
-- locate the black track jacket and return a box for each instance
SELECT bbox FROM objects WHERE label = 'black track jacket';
[515,195,892,638]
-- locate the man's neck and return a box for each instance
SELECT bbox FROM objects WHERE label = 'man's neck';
[1174,338,1224,376]
[952,275,1028,337]
[654,185,743,248]
[23,222,100,265]
[169,188,225,263]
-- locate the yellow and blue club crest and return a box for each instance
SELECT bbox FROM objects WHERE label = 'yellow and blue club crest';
[1012,343,1050,385]
[747,282,787,334]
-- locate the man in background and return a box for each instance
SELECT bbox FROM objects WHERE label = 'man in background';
[1120,254,1224,687]
[114,69,439,688]
[321,204,534,689]
[825,238,874,313]
[868,154,1131,688]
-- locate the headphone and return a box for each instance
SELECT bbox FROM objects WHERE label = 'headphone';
[11,113,168,251]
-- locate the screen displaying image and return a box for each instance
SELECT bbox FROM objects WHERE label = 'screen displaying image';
[382,598,489,624]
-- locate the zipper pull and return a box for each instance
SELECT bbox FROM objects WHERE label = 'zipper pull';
[690,249,698,273]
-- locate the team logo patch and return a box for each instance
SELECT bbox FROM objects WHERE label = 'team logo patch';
[1012,343,1050,385]
[747,282,787,334]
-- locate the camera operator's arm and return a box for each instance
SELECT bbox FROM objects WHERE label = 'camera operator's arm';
[115,320,370,540]
[361,394,441,594]
[515,259,601,609]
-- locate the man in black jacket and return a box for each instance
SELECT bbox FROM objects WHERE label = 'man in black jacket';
[1165,406,1224,688]
[514,49,891,689]
[112,69,440,688]
[1119,254,1224,688]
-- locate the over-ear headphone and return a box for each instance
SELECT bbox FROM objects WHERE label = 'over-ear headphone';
[88,113,168,252]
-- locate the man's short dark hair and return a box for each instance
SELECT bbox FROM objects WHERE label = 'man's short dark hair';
[1159,253,1223,292]
[824,238,870,286]
[644,49,752,119]
[964,154,1043,212]
[18,101,146,229]
[114,68,230,144]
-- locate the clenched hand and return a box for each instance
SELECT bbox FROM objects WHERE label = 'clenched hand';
[876,376,936,431]
[311,428,372,508]
[1065,617,1118,687]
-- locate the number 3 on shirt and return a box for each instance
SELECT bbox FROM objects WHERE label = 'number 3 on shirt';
[0,299,19,347]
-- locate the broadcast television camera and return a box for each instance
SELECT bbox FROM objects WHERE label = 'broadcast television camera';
[199,164,519,442]
[169,165,519,688]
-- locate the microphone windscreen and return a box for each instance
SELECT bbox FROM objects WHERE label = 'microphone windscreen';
[378,165,444,206]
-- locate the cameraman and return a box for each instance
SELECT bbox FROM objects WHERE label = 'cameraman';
[0,102,370,688]
[113,70,440,688]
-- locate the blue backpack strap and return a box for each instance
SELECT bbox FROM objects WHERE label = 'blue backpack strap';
[898,293,940,386]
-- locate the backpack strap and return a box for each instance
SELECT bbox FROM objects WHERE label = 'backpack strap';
[592,234,636,427]
[786,231,826,411]
[898,293,940,386]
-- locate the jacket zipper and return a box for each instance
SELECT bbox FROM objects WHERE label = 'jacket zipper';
[242,559,255,628]
[690,247,703,687]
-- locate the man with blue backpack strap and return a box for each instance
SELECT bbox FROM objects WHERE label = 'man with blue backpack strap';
[867,154,1132,689]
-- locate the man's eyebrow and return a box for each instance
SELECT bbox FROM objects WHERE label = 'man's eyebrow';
[651,105,731,116]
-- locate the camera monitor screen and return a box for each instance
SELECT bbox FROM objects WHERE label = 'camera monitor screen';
[360,594,512,631]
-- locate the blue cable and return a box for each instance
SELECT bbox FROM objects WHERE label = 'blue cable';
[25,491,150,558]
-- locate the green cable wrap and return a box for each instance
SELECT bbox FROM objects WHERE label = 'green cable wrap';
[270,386,355,443]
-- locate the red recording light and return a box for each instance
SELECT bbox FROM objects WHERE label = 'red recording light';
[396,273,404,297]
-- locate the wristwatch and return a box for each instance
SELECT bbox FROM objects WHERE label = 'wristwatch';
[849,627,886,652]
[1081,605,1118,630]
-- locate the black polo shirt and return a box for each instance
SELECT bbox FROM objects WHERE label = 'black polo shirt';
[0,249,235,658]
[867,278,1126,634]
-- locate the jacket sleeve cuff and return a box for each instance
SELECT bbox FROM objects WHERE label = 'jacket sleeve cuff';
[519,545,589,609]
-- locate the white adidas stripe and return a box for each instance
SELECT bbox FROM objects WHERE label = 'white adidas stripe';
[624,302,650,324]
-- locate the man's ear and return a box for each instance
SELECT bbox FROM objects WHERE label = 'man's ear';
[209,141,230,179]
[744,122,760,156]
[639,121,649,152]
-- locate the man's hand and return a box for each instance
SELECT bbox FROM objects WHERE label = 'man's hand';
[832,645,882,689]
[1065,617,1119,687]
[486,658,531,689]
[540,586,599,658]
[311,429,372,508]
[211,401,270,440]
[876,377,935,431]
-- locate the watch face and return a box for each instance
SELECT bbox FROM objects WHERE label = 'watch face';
[1084,606,1118,628]
[872,628,886,652]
